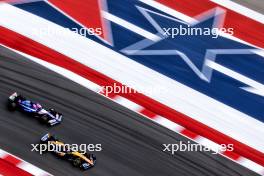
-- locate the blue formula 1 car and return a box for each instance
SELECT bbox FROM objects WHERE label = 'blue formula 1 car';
[7,92,62,126]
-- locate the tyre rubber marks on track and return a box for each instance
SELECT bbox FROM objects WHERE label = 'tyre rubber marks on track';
[101,92,264,175]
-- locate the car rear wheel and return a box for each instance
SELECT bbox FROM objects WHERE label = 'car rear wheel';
[39,115,48,123]
[72,158,82,167]
[7,101,16,111]
[50,135,58,141]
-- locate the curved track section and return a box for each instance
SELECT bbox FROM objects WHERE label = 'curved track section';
[0,46,259,176]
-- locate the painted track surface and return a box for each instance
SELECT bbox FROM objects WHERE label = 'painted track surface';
[0,46,259,176]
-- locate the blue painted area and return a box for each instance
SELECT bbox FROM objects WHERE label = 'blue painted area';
[15,1,102,43]
[14,1,264,122]
[107,0,168,34]
[107,1,264,121]
[20,101,37,112]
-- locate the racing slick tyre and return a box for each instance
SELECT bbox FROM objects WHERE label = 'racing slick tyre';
[39,115,49,124]
[72,158,82,167]
[51,135,58,141]
[7,101,16,111]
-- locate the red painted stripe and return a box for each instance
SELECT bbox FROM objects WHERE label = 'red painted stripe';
[2,155,22,165]
[0,158,32,176]
[180,129,199,139]
[139,108,157,119]
[157,0,264,48]
[47,0,106,40]
[223,150,241,161]
[0,27,263,166]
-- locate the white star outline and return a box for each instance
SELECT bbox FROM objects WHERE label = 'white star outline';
[6,0,264,96]
[120,5,264,96]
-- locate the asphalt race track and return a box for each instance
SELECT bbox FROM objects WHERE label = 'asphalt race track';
[231,0,264,13]
[0,46,259,176]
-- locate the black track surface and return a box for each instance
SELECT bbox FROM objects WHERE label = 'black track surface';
[0,46,259,176]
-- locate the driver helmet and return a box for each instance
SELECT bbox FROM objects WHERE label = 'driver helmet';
[35,103,42,109]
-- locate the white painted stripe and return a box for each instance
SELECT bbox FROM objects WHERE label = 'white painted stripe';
[211,0,264,24]
[238,157,264,174]
[195,137,221,153]
[0,148,51,175]
[206,59,264,96]
[253,49,264,58]
[17,162,50,176]
[219,31,262,49]
[45,0,111,45]
[140,0,262,49]
[4,0,43,5]
[0,149,7,158]
[113,96,142,111]
[0,4,264,153]
[154,116,184,132]
[139,0,197,23]
[102,11,161,41]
